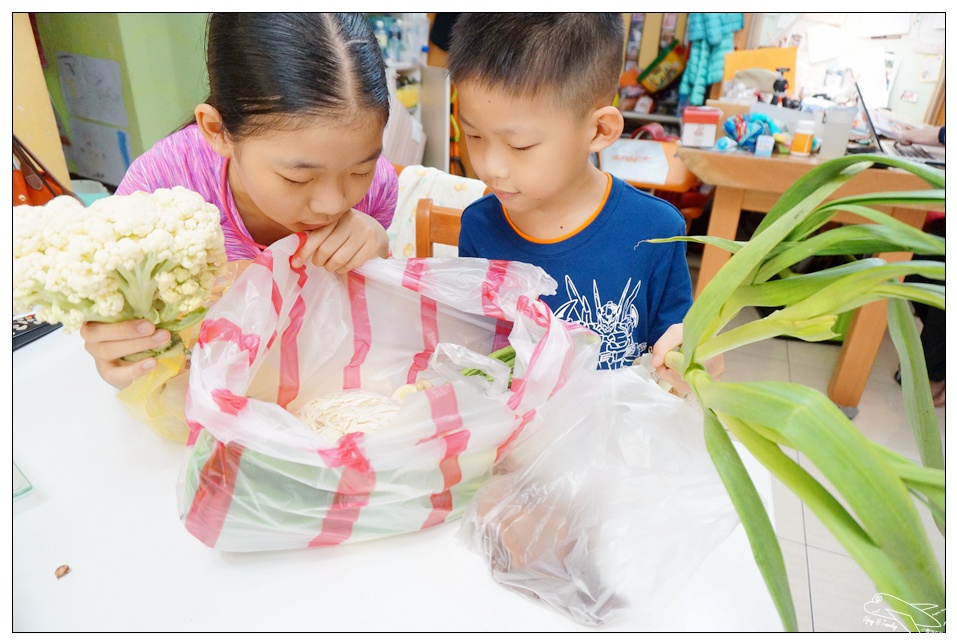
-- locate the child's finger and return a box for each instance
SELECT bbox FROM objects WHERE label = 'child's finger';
[80,319,156,343]
[651,322,683,367]
[657,366,692,397]
[83,327,171,362]
[305,225,354,272]
[327,241,371,274]
[291,226,335,268]
[95,356,158,390]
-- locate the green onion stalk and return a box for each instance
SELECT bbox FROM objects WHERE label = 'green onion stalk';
[650,154,944,632]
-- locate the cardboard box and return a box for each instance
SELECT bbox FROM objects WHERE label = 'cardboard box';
[682,106,722,148]
[705,99,752,123]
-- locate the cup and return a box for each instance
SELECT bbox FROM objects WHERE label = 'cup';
[819,106,857,159]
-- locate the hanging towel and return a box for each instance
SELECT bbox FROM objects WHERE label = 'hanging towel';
[678,13,744,106]
[387,165,488,258]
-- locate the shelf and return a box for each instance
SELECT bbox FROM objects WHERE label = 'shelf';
[387,61,420,73]
[621,111,682,124]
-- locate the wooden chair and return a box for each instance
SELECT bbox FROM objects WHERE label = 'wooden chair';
[414,198,464,258]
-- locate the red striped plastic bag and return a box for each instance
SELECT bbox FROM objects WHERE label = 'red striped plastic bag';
[178,234,600,552]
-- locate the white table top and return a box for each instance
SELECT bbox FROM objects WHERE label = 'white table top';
[13,330,783,632]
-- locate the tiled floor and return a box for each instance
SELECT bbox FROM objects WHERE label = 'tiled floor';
[719,304,946,632]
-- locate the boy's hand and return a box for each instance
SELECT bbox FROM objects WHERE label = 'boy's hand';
[293,209,389,274]
[80,320,171,389]
[651,323,725,397]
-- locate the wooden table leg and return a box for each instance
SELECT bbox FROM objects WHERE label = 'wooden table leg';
[695,186,745,299]
[827,300,888,409]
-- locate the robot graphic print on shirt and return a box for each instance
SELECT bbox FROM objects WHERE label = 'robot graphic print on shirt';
[553,275,644,369]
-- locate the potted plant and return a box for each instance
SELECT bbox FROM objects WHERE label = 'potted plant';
[655,154,945,632]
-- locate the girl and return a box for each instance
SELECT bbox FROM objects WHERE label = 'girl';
[81,13,398,389]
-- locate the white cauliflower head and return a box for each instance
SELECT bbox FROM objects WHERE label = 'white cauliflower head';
[13,187,228,334]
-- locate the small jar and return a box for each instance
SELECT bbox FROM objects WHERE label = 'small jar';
[790,120,815,156]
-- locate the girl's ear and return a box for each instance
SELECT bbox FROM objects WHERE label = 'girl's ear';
[195,103,233,157]
[587,105,625,153]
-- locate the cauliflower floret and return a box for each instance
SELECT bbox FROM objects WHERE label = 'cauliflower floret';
[13,188,228,353]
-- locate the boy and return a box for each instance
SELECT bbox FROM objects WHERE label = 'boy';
[448,13,698,388]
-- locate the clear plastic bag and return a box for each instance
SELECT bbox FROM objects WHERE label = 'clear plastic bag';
[457,363,743,627]
[178,235,600,552]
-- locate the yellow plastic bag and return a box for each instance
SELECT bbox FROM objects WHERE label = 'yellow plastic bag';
[116,352,191,441]
[116,260,250,442]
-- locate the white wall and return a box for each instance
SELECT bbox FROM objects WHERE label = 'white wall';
[751,13,944,123]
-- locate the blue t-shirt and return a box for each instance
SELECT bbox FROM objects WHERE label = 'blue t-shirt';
[458,175,693,369]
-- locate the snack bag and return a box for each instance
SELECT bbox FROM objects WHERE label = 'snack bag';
[178,234,599,552]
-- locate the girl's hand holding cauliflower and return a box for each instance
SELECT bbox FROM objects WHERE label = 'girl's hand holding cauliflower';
[81,320,173,389]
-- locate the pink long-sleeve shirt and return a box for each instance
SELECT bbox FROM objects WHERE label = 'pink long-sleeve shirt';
[116,124,397,261]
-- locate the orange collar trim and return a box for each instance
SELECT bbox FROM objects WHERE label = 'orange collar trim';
[503,173,612,244]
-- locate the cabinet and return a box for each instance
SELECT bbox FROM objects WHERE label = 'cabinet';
[419,65,452,173]
[381,60,452,173]
[13,13,71,188]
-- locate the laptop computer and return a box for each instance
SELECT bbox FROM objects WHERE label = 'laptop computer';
[851,82,945,168]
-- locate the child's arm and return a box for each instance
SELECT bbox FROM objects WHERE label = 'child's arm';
[896,124,944,146]
[292,209,390,273]
[80,320,172,389]
[651,323,725,396]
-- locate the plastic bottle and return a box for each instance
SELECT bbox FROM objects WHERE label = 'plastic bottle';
[387,20,402,65]
[373,20,388,53]
[790,120,815,156]
[403,13,430,66]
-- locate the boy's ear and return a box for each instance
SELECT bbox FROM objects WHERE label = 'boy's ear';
[195,103,233,157]
[587,105,625,153]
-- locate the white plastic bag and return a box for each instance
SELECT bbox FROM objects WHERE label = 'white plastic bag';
[457,363,743,627]
[178,234,599,552]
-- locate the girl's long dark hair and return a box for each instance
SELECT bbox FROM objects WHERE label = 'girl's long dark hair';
[188,13,389,137]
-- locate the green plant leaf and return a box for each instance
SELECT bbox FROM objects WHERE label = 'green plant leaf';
[698,315,839,359]
[755,224,943,282]
[646,235,746,255]
[886,298,944,471]
[768,264,941,321]
[164,307,208,332]
[754,155,944,238]
[872,281,944,310]
[654,149,945,630]
[681,206,825,371]
[700,408,798,632]
[701,380,943,607]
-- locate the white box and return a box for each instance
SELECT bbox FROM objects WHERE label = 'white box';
[681,106,722,147]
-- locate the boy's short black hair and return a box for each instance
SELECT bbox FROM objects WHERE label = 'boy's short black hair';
[447,13,624,117]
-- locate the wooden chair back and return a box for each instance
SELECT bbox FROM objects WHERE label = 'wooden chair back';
[414,198,464,258]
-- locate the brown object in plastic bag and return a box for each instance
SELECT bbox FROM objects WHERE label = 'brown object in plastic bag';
[470,475,625,626]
